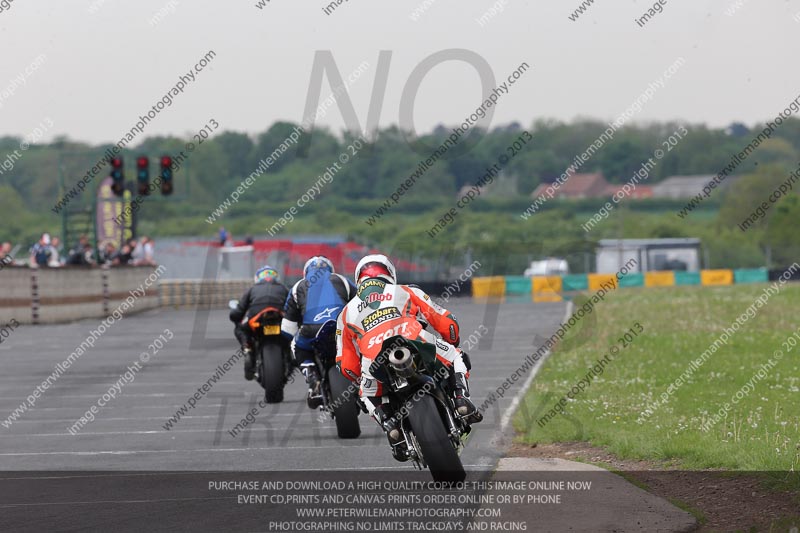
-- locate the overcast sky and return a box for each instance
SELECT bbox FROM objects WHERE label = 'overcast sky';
[0,0,798,145]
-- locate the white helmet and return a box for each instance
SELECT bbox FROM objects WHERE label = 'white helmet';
[303,256,335,278]
[355,254,397,284]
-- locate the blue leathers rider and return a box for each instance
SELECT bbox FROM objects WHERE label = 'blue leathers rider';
[282,256,356,407]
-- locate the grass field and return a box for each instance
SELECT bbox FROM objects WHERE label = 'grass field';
[515,282,800,472]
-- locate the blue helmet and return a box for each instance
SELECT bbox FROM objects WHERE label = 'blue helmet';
[303,256,334,279]
[254,265,279,284]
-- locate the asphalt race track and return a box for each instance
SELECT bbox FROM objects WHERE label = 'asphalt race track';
[0,300,566,471]
[0,300,575,530]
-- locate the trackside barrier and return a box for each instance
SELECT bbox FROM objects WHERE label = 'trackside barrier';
[733,268,768,284]
[505,276,532,296]
[700,269,734,286]
[674,271,701,285]
[0,265,160,325]
[159,279,251,308]
[561,274,588,292]
[532,276,562,303]
[473,267,792,299]
[471,276,506,298]
[618,272,644,288]
[587,273,619,291]
[645,271,675,287]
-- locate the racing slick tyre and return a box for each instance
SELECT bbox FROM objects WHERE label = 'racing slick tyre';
[260,343,285,404]
[328,366,361,439]
[407,394,465,483]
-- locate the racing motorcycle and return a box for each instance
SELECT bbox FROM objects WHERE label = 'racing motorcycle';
[229,300,294,403]
[311,320,361,439]
[369,334,472,482]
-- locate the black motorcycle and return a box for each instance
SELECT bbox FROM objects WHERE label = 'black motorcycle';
[311,320,361,439]
[230,300,294,403]
[370,335,472,482]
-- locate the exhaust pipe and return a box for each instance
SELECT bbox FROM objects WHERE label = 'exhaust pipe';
[388,347,416,378]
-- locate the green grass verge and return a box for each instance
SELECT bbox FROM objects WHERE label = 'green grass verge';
[515,283,800,472]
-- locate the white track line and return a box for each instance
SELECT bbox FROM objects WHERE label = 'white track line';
[0,427,337,437]
[0,403,304,411]
[3,415,227,423]
[497,301,574,436]
[0,464,493,482]
[0,445,384,456]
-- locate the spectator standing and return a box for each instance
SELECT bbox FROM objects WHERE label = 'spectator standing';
[142,237,156,266]
[131,238,144,264]
[66,235,95,266]
[0,242,13,266]
[115,243,133,265]
[0,242,15,270]
[48,237,63,267]
[29,233,52,267]
[99,242,118,265]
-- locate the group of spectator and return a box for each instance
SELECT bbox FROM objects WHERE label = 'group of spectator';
[0,234,157,268]
[98,236,156,267]
[218,227,254,247]
[27,233,63,267]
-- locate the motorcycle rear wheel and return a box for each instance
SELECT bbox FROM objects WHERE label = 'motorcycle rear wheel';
[406,394,465,482]
[260,343,285,403]
[327,367,360,439]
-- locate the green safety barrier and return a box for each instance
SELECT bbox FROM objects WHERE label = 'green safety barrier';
[618,272,644,288]
[674,271,701,285]
[505,276,532,295]
[734,268,768,284]
[562,274,588,292]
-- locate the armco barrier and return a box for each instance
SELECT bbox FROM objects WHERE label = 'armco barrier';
[473,268,792,300]
[159,279,250,308]
[0,265,161,325]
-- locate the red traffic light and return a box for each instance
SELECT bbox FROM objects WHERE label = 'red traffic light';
[160,156,172,167]
[111,157,123,168]
[137,156,149,168]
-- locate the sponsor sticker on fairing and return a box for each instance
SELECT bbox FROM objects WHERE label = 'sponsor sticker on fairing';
[362,307,402,330]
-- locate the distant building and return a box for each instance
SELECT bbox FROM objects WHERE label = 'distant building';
[602,184,654,199]
[652,175,739,199]
[596,238,701,273]
[531,172,609,199]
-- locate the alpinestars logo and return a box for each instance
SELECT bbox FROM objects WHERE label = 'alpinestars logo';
[314,307,339,322]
